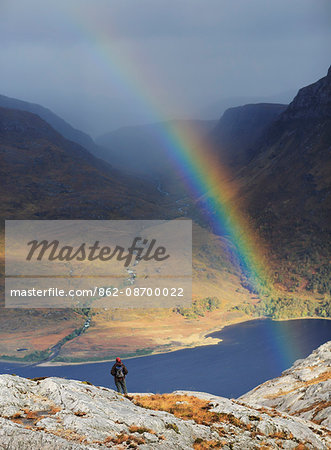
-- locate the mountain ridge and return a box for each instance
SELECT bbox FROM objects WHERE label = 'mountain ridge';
[237,66,331,294]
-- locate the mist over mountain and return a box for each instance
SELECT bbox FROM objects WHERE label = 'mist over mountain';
[0,66,330,364]
[94,102,287,180]
[0,94,100,156]
[0,0,330,421]
[0,103,249,353]
[95,120,216,177]
[2,65,329,299]
[210,103,287,167]
[0,106,168,222]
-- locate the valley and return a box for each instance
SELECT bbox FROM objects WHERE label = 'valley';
[0,67,330,364]
[1,4,330,449]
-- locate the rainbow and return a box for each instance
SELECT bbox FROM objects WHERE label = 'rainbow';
[62,6,271,291]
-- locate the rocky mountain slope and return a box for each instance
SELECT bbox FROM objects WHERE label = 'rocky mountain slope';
[210,103,287,167]
[237,66,331,294]
[240,340,331,430]
[0,342,330,449]
[0,94,100,155]
[195,66,331,300]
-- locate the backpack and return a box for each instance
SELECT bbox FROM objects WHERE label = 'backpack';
[115,365,124,378]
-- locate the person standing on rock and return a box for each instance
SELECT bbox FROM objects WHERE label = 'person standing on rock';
[111,357,128,394]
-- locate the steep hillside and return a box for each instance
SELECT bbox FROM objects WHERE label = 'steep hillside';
[237,66,331,295]
[0,343,330,449]
[0,94,100,155]
[0,107,167,221]
[210,103,287,167]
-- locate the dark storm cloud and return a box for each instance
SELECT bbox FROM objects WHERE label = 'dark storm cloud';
[0,0,330,136]
[2,0,330,41]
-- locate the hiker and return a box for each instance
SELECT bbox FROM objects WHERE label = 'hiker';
[111,357,128,394]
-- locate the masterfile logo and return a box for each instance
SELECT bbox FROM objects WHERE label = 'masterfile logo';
[5,220,192,309]
[25,237,170,266]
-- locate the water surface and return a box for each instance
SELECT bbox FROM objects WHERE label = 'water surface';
[0,318,330,398]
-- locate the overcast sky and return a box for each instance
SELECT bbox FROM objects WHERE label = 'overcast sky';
[0,0,330,137]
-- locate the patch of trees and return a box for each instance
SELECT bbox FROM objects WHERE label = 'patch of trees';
[175,297,221,319]
[306,264,331,295]
[0,349,51,362]
[234,296,330,320]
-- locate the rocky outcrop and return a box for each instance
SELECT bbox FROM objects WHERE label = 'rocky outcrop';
[279,66,331,122]
[172,390,330,449]
[0,342,330,449]
[240,341,331,430]
[0,376,221,449]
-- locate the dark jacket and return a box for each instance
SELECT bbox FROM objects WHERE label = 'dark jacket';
[111,362,128,380]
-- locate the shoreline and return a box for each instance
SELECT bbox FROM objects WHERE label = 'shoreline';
[1,315,330,367]
[0,315,254,367]
[36,315,260,367]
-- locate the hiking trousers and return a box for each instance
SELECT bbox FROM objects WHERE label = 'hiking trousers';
[115,378,127,394]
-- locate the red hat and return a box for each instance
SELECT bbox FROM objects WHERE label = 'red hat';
[116,357,121,363]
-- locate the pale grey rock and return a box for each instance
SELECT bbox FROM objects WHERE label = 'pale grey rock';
[0,376,220,449]
[174,389,330,449]
[0,342,330,449]
[240,340,331,429]
[0,417,89,449]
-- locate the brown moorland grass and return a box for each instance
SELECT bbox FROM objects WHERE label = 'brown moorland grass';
[193,438,222,449]
[49,405,61,415]
[23,409,39,420]
[103,433,146,446]
[133,394,220,425]
[294,444,310,450]
[128,425,155,434]
[132,393,249,432]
